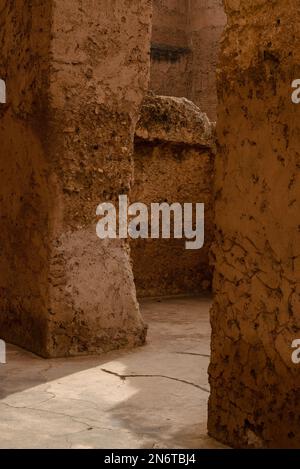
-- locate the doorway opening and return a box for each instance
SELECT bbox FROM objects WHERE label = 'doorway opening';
[128,0,227,446]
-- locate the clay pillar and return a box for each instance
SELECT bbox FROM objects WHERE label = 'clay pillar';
[209,0,300,448]
[0,0,152,357]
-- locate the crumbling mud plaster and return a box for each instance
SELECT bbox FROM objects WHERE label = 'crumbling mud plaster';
[209,0,300,448]
[0,0,152,357]
[131,94,215,297]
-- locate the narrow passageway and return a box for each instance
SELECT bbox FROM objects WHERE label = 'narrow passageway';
[0,296,224,449]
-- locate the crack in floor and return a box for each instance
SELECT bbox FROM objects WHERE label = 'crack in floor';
[0,400,118,434]
[100,368,210,393]
[0,400,161,441]
[175,352,210,358]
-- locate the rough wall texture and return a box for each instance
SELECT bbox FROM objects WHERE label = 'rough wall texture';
[0,0,54,356]
[188,0,227,120]
[150,0,190,99]
[131,94,215,297]
[152,0,189,46]
[150,0,227,120]
[209,0,300,448]
[0,0,152,357]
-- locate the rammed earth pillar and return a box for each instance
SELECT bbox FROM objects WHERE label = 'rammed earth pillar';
[0,0,152,357]
[209,0,300,448]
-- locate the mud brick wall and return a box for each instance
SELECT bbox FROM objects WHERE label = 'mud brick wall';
[209,0,300,448]
[0,0,152,357]
[150,0,227,121]
[188,0,227,121]
[131,94,215,297]
[150,0,190,99]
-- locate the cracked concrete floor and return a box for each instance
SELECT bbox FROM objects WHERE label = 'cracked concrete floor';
[0,296,225,449]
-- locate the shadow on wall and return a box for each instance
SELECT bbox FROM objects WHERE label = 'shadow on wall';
[150,0,227,121]
[130,93,216,298]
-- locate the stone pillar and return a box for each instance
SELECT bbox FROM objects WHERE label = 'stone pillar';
[209,0,300,448]
[0,0,152,357]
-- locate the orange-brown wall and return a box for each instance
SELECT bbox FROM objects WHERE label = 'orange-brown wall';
[130,94,215,298]
[150,0,227,121]
[209,0,300,448]
[188,0,227,120]
[0,0,152,357]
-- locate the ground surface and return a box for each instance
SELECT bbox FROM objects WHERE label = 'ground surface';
[0,296,225,449]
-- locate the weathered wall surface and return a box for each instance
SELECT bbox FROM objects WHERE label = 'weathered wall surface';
[188,0,227,120]
[0,0,152,357]
[150,0,190,98]
[131,94,215,297]
[152,0,189,46]
[0,1,54,355]
[209,0,300,448]
[150,0,226,120]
